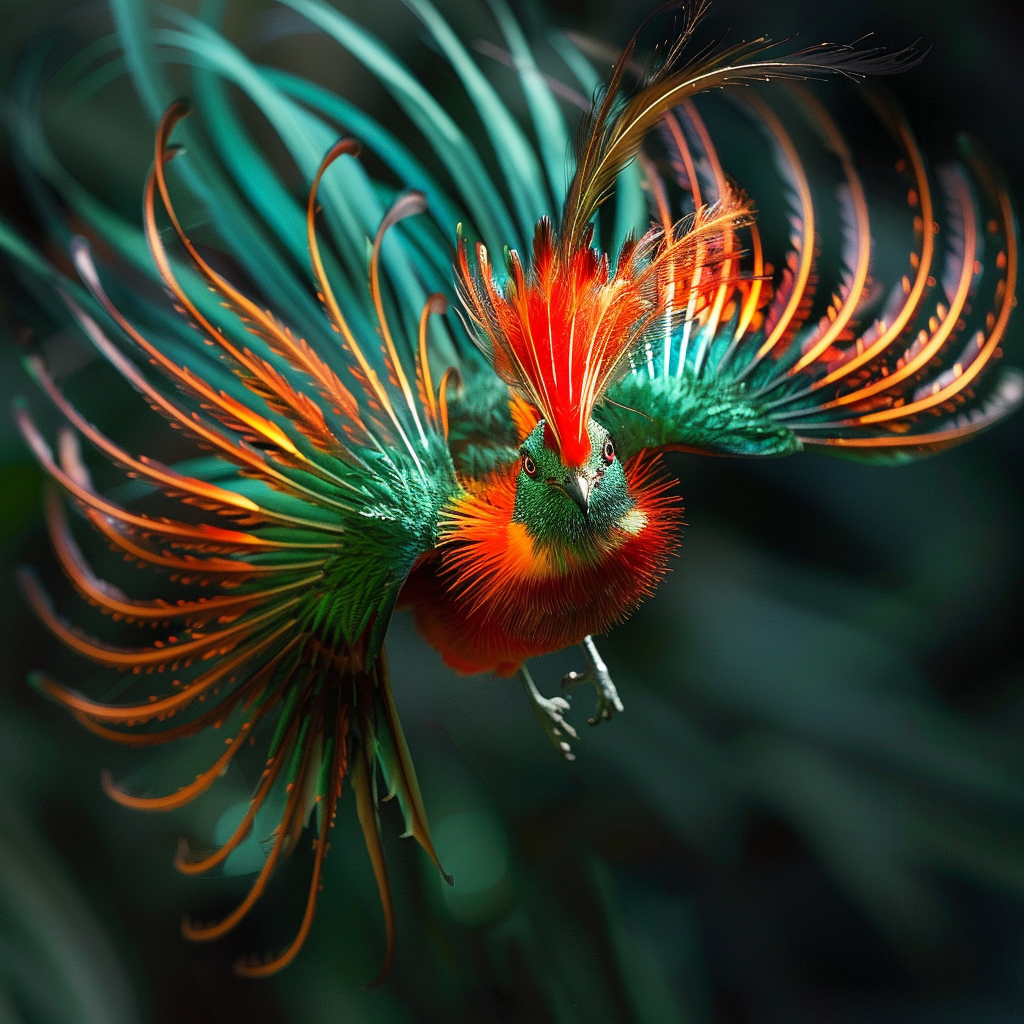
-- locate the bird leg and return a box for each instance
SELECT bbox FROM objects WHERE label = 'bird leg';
[519,663,577,760]
[562,635,623,726]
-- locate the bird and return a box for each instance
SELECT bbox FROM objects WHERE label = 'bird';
[1,0,1019,980]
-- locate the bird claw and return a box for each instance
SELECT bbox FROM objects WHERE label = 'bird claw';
[562,636,623,726]
[520,666,577,760]
[532,693,578,760]
[520,638,621,757]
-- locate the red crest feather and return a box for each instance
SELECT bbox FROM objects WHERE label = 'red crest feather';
[456,198,752,467]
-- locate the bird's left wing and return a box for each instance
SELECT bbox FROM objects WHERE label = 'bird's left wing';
[11,101,463,660]
[599,92,1021,465]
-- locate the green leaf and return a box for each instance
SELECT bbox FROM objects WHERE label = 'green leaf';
[487,0,572,207]
[280,0,517,257]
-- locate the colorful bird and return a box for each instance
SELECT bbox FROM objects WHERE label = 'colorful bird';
[1,0,1019,979]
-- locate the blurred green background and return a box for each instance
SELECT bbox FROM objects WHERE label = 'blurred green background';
[2,0,1024,1021]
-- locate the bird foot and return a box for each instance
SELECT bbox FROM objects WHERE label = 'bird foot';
[562,636,623,726]
[519,665,577,760]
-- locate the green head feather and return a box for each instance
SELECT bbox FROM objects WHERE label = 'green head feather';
[512,419,635,550]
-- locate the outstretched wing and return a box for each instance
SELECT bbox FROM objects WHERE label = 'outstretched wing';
[3,93,461,975]
[599,89,1021,464]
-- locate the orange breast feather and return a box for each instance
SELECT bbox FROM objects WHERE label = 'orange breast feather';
[401,454,682,676]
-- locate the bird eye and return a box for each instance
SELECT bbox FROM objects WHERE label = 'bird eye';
[602,438,615,463]
[522,453,538,478]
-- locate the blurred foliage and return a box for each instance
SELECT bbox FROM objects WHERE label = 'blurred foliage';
[3,0,1024,1021]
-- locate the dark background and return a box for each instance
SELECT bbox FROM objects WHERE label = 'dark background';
[3,1,1024,1022]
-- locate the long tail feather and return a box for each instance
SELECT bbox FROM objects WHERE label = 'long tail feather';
[560,0,919,249]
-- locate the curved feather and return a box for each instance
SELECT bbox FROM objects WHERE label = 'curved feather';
[559,1,919,251]
[603,87,1020,462]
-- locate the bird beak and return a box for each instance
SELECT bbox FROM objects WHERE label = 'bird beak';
[560,473,591,518]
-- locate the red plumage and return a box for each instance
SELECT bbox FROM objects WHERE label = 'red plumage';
[400,451,682,675]
[456,201,749,466]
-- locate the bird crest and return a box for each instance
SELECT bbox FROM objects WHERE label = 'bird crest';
[456,200,751,467]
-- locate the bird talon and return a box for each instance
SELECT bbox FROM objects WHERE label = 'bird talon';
[520,665,577,759]
[520,640,622,758]
[534,693,578,758]
[564,636,623,727]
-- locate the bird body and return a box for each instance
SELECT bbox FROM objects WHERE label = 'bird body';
[401,433,680,676]
[1,0,1020,980]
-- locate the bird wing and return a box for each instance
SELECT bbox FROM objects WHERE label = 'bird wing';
[599,90,1021,464]
[2,58,477,972]
[10,101,462,666]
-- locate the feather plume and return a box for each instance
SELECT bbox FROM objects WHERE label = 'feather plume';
[559,0,919,250]
[457,192,752,466]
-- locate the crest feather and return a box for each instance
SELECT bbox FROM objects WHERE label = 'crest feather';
[457,195,752,466]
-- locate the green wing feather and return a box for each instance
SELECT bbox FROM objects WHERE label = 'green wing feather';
[599,89,1022,464]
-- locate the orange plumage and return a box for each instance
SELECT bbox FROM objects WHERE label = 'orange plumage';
[400,451,682,676]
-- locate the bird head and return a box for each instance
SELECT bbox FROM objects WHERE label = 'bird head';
[512,418,635,547]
